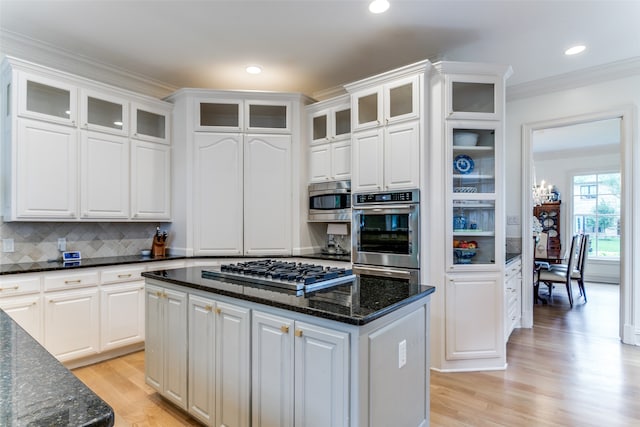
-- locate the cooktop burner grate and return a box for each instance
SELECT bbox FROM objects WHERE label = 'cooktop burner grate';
[202,260,354,292]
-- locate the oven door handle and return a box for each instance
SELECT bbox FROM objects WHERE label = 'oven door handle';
[352,265,414,279]
[354,205,415,211]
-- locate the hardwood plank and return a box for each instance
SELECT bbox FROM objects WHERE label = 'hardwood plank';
[73,283,640,426]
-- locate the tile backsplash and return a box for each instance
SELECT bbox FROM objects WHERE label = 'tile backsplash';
[0,221,168,264]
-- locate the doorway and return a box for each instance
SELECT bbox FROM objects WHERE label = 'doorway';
[521,108,634,344]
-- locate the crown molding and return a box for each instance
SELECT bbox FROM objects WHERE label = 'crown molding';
[507,57,640,102]
[0,29,178,99]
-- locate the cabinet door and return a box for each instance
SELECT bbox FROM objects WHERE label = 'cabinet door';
[188,294,216,425]
[245,100,291,133]
[163,287,188,410]
[215,301,251,427]
[0,295,42,344]
[16,118,78,219]
[352,128,383,192]
[145,284,164,391]
[131,102,170,144]
[44,287,99,362]
[384,120,419,190]
[294,322,349,427]
[310,109,330,144]
[193,133,243,255]
[352,87,382,131]
[331,139,351,181]
[445,274,502,360]
[244,134,291,255]
[18,72,77,126]
[131,140,171,220]
[309,142,331,183]
[80,89,128,136]
[100,281,145,352]
[80,131,129,219]
[195,98,243,132]
[446,74,501,120]
[252,311,294,427]
[384,75,420,125]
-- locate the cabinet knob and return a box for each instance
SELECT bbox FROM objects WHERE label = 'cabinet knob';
[215,307,222,314]
[205,304,213,312]
[281,325,289,334]
[294,329,303,337]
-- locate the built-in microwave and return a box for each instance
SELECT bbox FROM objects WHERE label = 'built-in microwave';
[308,180,351,222]
[352,189,420,270]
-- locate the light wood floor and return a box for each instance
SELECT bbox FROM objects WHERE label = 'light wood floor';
[73,283,640,427]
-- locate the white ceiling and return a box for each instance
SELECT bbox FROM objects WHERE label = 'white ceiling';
[1,0,639,98]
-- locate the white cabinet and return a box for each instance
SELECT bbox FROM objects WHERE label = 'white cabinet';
[244,134,292,255]
[80,131,129,219]
[145,283,188,409]
[131,140,171,220]
[0,275,41,342]
[14,118,78,220]
[504,258,522,340]
[346,63,426,192]
[188,293,251,427]
[445,273,502,361]
[193,132,244,256]
[307,96,351,183]
[100,281,145,351]
[351,120,419,191]
[44,287,100,362]
[445,73,503,121]
[252,311,349,427]
[2,57,172,222]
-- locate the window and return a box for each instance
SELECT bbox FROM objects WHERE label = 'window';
[572,172,620,258]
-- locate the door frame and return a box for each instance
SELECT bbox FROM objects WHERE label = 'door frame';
[520,106,636,345]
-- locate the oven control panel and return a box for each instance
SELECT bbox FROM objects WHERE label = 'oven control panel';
[354,189,419,205]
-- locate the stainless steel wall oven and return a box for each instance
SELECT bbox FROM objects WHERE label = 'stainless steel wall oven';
[352,189,420,270]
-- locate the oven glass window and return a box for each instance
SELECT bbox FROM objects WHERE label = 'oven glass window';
[358,213,410,254]
[310,194,350,210]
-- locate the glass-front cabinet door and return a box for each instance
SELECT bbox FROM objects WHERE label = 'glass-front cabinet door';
[446,74,500,120]
[311,106,351,144]
[245,100,291,133]
[132,103,170,144]
[384,75,419,125]
[448,120,500,268]
[195,99,242,132]
[18,73,77,126]
[81,89,128,135]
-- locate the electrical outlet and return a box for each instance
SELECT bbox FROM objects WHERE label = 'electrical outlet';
[507,215,520,225]
[57,238,67,251]
[398,339,407,369]
[2,239,14,253]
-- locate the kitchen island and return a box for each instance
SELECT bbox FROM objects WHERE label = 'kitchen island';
[0,309,114,426]
[143,265,435,427]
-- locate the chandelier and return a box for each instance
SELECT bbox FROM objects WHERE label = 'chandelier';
[532,180,553,206]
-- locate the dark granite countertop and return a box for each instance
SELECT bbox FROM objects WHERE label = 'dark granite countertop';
[143,267,435,326]
[0,254,187,276]
[0,310,114,426]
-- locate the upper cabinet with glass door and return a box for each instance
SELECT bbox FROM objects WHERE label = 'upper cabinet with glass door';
[81,89,129,136]
[18,72,77,126]
[194,98,291,133]
[445,74,502,120]
[310,97,351,145]
[132,102,171,144]
[351,75,420,131]
[195,99,243,132]
[245,100,291,133]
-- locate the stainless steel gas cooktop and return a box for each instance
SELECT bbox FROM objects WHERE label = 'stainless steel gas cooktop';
[201,259,354,293]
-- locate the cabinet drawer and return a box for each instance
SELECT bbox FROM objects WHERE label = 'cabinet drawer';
[0,275,42,297]
[101,265,145,284]
[44,271,99,292]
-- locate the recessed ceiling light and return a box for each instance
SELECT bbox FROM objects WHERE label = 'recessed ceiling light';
[565,45,586,56]
[369,0,390,14]
[246,65,262,74]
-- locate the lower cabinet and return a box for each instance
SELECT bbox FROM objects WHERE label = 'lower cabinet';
[251,310,349,427]
[145,283,188,410]
[187,294,251,427]
[504,258,522,341]
[0,294,42,343]
[44,287,100,362]
[100,281,145,351]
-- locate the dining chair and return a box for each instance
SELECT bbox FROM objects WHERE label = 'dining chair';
[536,235,580,307]
[550,234,589,302]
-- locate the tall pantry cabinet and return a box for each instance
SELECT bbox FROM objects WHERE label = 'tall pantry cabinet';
[427,61,513,371]
[168,90,311,256]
